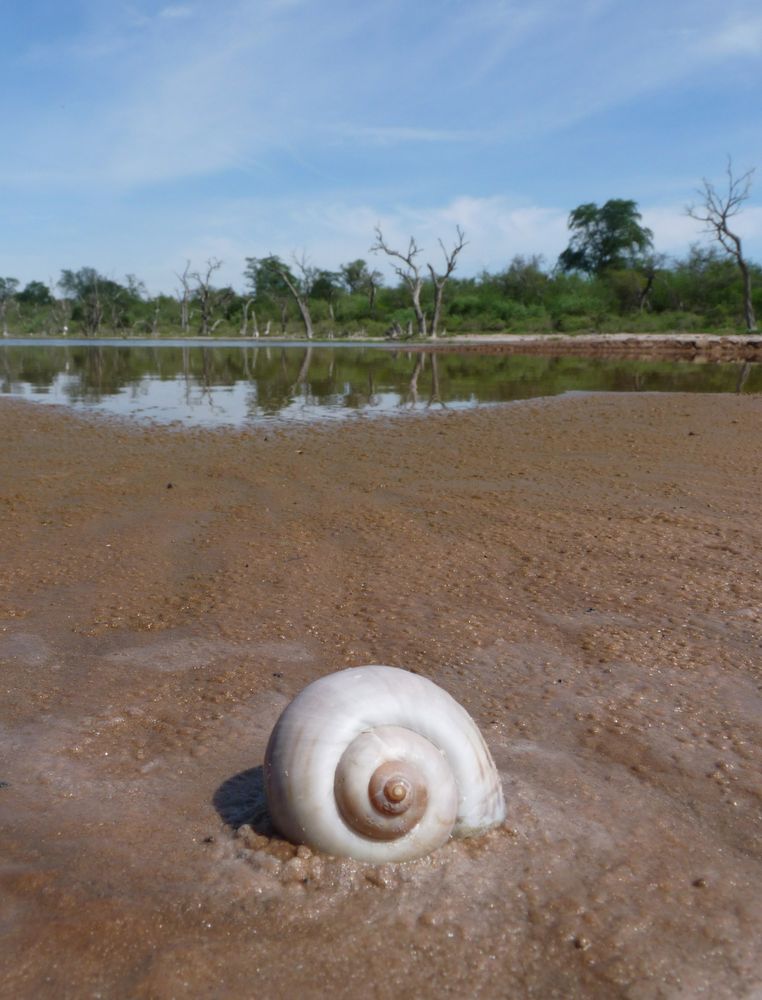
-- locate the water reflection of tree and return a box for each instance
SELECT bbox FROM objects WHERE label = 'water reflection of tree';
[197,348,223,414]
[736,361,752,394]
[246,347,309,416]
[182,345,191,404]
[399,352,446,408]
[404,353,424,407]
[290,346,315,414]
[62,347,105,401]
[2,345,761,421]
[241,346,259,380]
[367,369,379,407]
[292,346,313,391]
[1,346,14,392]
[427,353,446,408]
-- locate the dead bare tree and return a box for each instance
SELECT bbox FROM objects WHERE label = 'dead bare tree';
[240,297,258,337]
[371,227,427,337]
[278,255,315,340]
[687,158,757,331]
[427,226,467,338]
[175,261,192,334]
[190,258,229,336]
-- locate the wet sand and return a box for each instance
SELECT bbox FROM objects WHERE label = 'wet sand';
[1,391,761,999]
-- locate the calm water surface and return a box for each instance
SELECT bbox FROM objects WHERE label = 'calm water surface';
[1,341,759,428]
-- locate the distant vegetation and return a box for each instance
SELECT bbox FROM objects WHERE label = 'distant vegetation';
[2,246,759,340]
[1,165,758,340]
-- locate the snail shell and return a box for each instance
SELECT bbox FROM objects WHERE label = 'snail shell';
[264,665,505,862]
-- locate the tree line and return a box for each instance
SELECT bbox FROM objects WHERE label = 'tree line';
[1,160,757,339]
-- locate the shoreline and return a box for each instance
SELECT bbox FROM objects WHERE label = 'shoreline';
[429,331,762,362]
[3,331,762,362]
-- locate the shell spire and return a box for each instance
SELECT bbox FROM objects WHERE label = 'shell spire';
[264,665,505,862]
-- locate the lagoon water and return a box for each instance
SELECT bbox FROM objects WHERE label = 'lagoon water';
[1,339,759,427]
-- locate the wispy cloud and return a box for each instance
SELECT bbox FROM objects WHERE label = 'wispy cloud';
[335,125,492,145]
[7,0,762,193]
[148,194,574,291]
[160,195,762,293]
[699,14,762,56]
[159,5,194,19]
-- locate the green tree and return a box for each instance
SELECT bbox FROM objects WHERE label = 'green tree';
[339,259,383,313]
[663,245,745,325]
[309,269,341,301]
[495,255,548,305]
[558,199,654,276]
[340,259,372,294]
[17,280,53,306]
[59,268,135,335]
[244,255,296,332]
[125,274,147,301]
[59,268,104,334]
[308,269,343,324]
[244,255,315,338]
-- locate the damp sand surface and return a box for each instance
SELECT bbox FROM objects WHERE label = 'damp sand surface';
[1,392,761,999]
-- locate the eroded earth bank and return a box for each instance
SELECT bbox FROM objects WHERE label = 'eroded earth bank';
[1,392,761,999]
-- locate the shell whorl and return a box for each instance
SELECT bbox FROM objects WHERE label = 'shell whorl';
[264,665,505,862]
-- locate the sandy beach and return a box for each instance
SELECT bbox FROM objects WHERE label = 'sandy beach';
[1,389,761,998]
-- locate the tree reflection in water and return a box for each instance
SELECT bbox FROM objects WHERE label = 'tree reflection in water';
[0,343,759,427]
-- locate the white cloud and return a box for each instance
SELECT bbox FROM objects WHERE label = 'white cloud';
[7,0,762,196]
[623,201,762,260]
[5,189,762,295]
[159,5,194,19]
[111,194,762,293]
[135,195,574,292]
[642,207,701,254]
[335,125,490,145]
[700,15,762,56]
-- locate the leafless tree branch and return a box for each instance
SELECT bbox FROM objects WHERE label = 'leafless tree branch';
[371,227,427,336]
[271,252,314,339]
[687,157,756,330]
[174,260,193,333]
[428,225,467,338]
[189,258,226,336]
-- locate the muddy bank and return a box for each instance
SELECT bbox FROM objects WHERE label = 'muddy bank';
[432,333,762,363]
[1,392,761,998]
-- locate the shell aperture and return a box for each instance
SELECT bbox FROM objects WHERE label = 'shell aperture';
[264,665,505,862]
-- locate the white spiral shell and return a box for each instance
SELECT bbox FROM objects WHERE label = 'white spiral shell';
[264,665,505,862]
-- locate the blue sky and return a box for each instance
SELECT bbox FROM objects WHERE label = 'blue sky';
[3,0,762,294]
